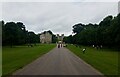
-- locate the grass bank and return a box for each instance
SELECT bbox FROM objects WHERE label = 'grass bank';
[67,45,118,76]
[2,44,56,75]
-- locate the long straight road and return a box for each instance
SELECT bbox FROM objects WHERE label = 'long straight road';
[13,47,103,75]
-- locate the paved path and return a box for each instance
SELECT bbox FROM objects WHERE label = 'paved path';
[13,47,103,75]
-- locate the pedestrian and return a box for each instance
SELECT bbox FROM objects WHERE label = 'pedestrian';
[96,45,99,50]
[100,45,102,49]
[82,48,86,54]
[58,44,60,48]
[61,44,63,48]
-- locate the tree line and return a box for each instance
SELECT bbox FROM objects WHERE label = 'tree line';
[1,21,58,47]
[1,21,40,47]
[0,21,57,47]
[64,13,120,48]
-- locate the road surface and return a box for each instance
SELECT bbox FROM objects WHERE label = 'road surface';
[13,47,103,75]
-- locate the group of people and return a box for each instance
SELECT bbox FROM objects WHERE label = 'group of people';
[82,45,103,54]
[57,43,67,48]
[92,45,103,49]
[57,44,63,48]
[57,43,102,53]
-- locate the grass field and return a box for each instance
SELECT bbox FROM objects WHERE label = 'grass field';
[2,44,56,75]
[67,45,118,76]
[0,46,2,76]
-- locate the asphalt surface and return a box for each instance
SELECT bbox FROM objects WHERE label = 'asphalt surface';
[13,47,103,75]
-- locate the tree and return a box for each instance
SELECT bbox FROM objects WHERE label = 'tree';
[106,14,120,47]
[52,35,57,43]
[16,22,27,44]
[99,15,113,27]
[73,23,85,34]
[27,31,38,46]
[63,35,73,44]
[69,14,120,49]
[3,22,18,47]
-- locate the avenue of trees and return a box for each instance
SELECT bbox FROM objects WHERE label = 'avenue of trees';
[2,21,40,47]
[1,21,57,47]
[1,13,120,48]
[64,13,120,48]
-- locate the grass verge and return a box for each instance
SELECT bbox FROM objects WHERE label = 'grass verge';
[2,44,56,75]
[66,45,118,76]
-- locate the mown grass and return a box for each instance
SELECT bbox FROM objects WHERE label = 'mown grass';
[2,44,56,75]
[67,45,118,76]
[0,46,2,76]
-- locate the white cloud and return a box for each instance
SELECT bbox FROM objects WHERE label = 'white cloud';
[2,2,118,36]
[0,2,2,19]
[0,0,119,2]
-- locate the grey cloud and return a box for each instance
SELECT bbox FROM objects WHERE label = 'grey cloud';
[1,0,119,2]
[2,2,118,36]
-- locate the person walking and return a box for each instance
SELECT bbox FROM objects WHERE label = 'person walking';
[58,44,60,48]
[82,48,86,54]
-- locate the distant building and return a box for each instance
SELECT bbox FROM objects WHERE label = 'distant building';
[40,31,52,44]
[57,34,64,43]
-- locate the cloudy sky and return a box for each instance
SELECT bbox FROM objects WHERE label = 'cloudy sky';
[1,0,119,36]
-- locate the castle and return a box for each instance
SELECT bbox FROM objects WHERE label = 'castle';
[40,31,64,44]
[40,31,52,44]
[57,34,64,44]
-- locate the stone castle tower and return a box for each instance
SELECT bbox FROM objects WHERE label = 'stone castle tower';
[57,34,64,43]
[40,31,52,44]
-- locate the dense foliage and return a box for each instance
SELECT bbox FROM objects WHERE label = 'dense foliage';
[2,21,40,47]
[1,21,57,47]
[64,13,120,48]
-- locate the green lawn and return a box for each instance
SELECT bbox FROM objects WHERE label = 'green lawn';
[67,45,118,76]
[0,46,2,76]
[2,44,56,75]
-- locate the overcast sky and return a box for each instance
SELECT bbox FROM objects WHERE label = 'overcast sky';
[1,1,119,36]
